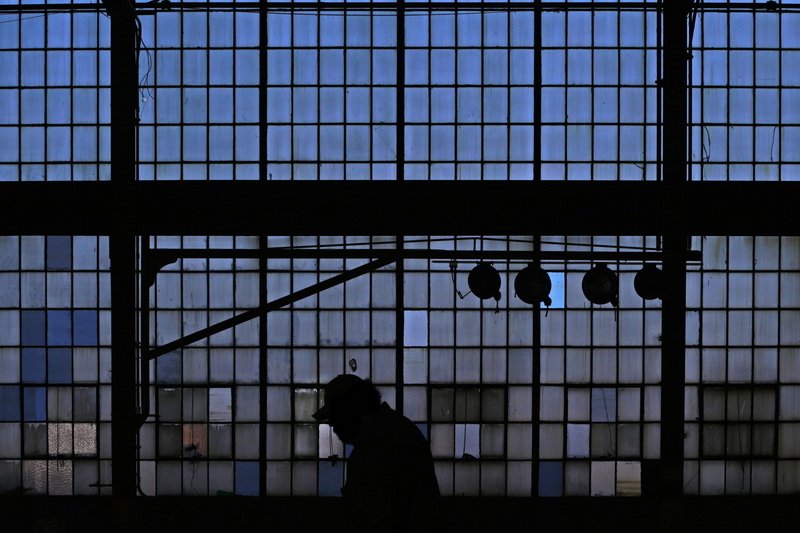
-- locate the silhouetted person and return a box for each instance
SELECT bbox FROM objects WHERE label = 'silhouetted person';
[314,374,442,532]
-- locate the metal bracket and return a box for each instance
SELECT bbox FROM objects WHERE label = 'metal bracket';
[142,249,179,288]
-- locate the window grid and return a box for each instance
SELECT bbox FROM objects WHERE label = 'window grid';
[536,236,663,496]
[141,235,264,496]
[0,236,111,495]
[136,10,261,180]
[0,10,111,181]
[690,9,800,181]
[685,236,800,495]
[3,1,800,499]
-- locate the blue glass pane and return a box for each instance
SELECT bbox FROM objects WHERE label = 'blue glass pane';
[47,311,72,346]
[23,387,46,422]
[0,386,20,421]
[48,348,72,383]
[156,352,181,384]
[46,236,71,271]
[546,272,566,309]
[21,348,46,383]
[538,461,564,497]
[21,311,46,347]
[416,423,429,440]
[73,310,98,346]
[318,461,343,497]
[234,461,259,496]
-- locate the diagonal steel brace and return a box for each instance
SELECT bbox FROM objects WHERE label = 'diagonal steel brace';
[147,257,395,360]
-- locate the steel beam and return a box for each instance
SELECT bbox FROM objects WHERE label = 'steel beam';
[144,247,702,263]
[3,181,799,236]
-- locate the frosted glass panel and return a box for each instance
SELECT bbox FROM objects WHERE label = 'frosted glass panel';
[404,310,428,347]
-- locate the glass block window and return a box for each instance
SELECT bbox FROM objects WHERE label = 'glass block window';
[0,236,111,495]
[539,8,660,181]
[690,8,800,180]
[2,0,800,501]
[136,234,669,497]
[684,236,800,494]
[0,8,111,181]
[138,236,263,496]
[136,9,260,180]
[3,2,799,183]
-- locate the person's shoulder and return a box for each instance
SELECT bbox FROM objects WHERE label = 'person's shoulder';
[378,403,429,444]
[378,402,414,428]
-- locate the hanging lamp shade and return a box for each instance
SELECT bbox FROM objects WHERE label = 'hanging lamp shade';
[514,265,552,306]
[468,262,501,301]
[582,264,618,306]
[634,263,663,300]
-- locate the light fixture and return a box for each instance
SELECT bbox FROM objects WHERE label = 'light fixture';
[468,262,501,301]
[634,263,663,300]
[514,265,552,306]
[582,264,618,306]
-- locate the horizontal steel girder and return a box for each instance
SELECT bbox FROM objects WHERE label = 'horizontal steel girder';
[3,181,797,236]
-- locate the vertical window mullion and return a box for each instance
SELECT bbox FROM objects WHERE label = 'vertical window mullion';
[427,9,432,180]
[290,11,296,179]
[44,12,49,181]
[69,12,74,181]
[533,4,541,183]
[656,3,663,182]
[317,10,321,180]
[342,11,347,176]
[479,10,485,180]
[505,9,511,179]
[259,0,270,492]
[231,9,237,180]
[777,6,783,181]
[179,11,185,181]
[454,11,459,181]
[396,4,406,415]
[532,0,542,496]
[614,7,624,177]
[589,10,595,180]
[369,9,374,180]
[16,6,22,181]
[563,12,569,178]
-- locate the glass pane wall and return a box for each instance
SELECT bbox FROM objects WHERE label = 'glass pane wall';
[0,236,112,495]
[2,0,800,499]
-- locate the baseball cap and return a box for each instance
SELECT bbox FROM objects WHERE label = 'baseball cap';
[312,374,364,422]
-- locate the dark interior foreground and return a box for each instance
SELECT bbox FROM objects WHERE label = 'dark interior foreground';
[1,495,796,533]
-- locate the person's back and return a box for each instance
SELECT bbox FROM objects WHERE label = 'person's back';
[344,402,441,532]
[313,375,441,532]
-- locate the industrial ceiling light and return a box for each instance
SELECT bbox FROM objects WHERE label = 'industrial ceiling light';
[468,262,501,301]
[514,265,552,306]
[634,263,663,300]
[582,264,618,306]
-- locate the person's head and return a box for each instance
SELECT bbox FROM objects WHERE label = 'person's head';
[313,374,381,443]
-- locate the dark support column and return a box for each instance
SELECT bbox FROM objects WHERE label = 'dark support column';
[110,235,137,524]
[659,1,690,530]
[659,238,687,525]
[107,0,139,523]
